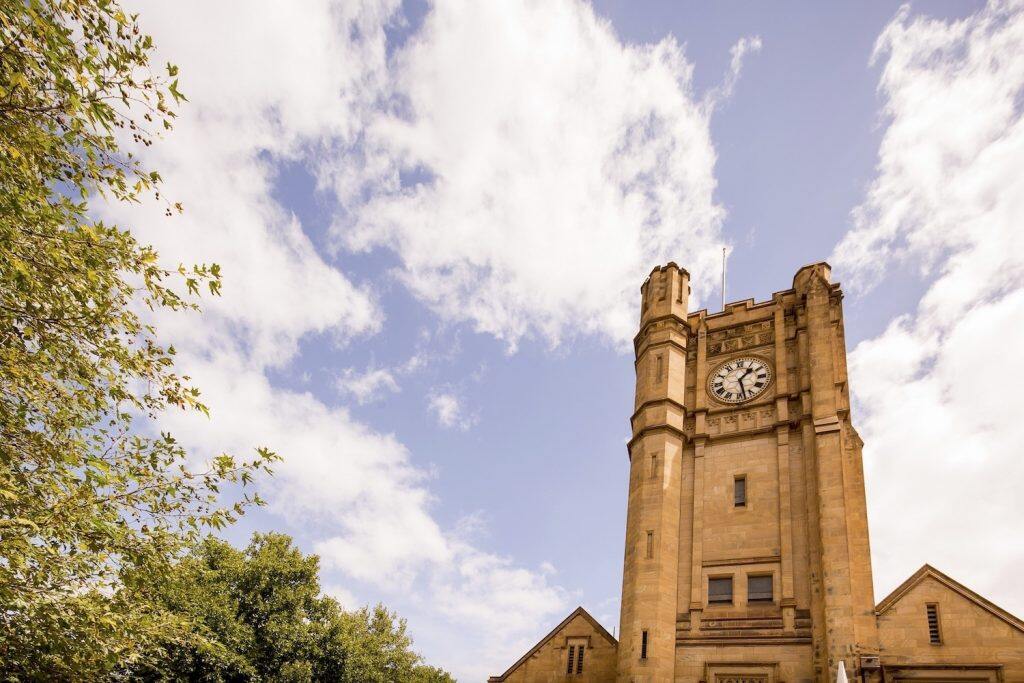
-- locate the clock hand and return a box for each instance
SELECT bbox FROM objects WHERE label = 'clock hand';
[736,368,755,398]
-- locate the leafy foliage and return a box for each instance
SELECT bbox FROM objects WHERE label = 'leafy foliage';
[0,0,276,675]
[122,533,457,683]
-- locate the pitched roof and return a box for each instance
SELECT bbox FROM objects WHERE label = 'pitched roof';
[876,564,1024,633]
[487,606,617,682]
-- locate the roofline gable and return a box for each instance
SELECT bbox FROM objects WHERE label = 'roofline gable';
[487,606,617,682]
[875,564,1024,634]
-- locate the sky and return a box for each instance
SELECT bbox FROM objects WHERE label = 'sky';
[106,1,1024,679]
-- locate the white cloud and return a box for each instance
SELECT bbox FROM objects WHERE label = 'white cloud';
[336,366,400,404]
[323,584,360,611]
[101,0,756,677]
[105,1,594,678]
[326,0,750,349]
[706,35,763,105]
[834,0,1024,616]
[400,352,429,374]
[429,542,572,658]
[427,391,476,431]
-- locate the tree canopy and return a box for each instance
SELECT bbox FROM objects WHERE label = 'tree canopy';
[0,0,274,675]
[0,1,457,679]
[123,533,455,683]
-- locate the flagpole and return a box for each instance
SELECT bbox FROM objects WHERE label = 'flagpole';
[721,247,726,310]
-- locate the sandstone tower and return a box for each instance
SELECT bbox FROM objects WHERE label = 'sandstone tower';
[488,263,1024,683]
[617,262,878,682]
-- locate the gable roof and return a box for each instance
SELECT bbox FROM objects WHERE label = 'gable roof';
[487,606,617,682]
[876,564,1024,634]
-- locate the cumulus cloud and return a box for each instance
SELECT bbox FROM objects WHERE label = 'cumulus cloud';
[427,391,476,431]
[323,584,360,611]
[834,0,1024,616]
[336,366,401,404]
[108,0,683,677]
[326,0,750,349]
[102,0,752,677]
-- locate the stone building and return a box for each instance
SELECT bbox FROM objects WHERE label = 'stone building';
[489,263,1024,683]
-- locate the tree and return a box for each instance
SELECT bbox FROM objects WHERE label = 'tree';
[123,533,456,683]
[0,0,275,676]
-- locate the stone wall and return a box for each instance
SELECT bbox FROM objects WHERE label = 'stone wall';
[876,568,1024,682]
[489,264,1024,683]
[489,609,617,683]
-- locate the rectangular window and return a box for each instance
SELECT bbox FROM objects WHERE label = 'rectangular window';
[926,604,942,644]
[748,574,773,602]
[708,576,733,604]
[566,645,575,674]
[650,453,658,479]
[655,354,664,383]
[734,476,746,507]
[640,630,648,660]
[576,645,584,674]
[645,531,654,559]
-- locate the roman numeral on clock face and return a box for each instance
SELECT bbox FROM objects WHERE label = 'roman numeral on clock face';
[708,357,772,404]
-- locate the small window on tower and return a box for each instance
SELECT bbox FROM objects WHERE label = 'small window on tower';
[650,453,658,479]
[645,531,654,559]
[926,603,942,645]
[640,630,648,660]
[655,354,664,383]
[734,476,747,507]
[709,576,733,604]
[748,574,773,602]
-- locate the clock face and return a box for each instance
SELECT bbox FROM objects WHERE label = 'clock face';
[708,357,773,404]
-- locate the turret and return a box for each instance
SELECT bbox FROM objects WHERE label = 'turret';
[617,263,690,682]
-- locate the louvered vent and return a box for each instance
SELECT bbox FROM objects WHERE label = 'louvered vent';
[926,603,941,644]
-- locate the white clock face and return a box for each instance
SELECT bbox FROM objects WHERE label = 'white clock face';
[709,357,772,403]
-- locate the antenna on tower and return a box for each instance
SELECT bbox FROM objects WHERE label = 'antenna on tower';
[721,247,727,311]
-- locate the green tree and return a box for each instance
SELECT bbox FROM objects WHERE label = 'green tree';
[0,0,275,677]
[124,533,456,683]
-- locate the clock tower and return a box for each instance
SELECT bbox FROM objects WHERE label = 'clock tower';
[617,261,878,682]
[488,261,1024,683]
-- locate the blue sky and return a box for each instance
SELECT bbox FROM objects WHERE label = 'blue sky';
[112,1,1024,679]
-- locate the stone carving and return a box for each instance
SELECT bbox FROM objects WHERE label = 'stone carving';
[703,406,775,437]
[707,320,774,356]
